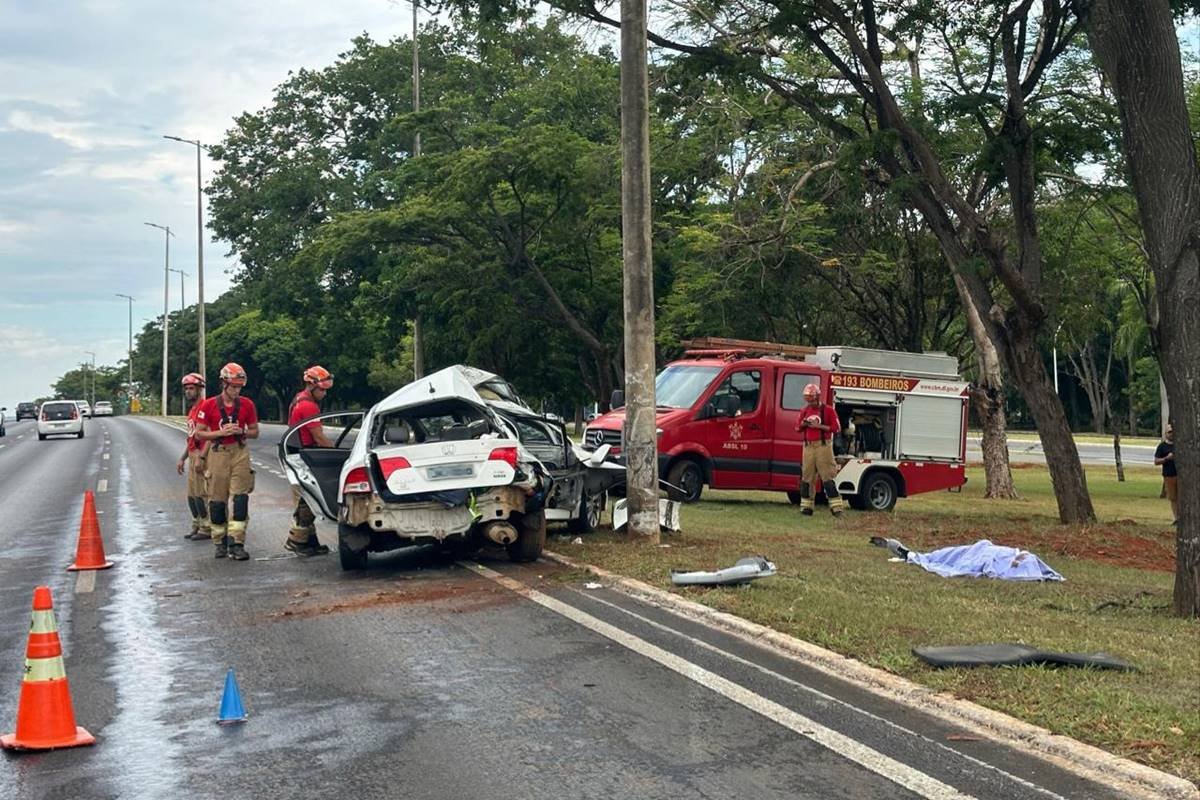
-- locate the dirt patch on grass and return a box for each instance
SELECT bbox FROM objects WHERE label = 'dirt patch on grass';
[264,580,518,621]
[860,515,1176,573]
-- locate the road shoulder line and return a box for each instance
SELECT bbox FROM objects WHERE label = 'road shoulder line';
[542,550,1198,800]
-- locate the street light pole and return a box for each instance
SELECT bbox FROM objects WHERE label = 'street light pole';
[163,135,207,393]
[168,268,189,414]
[411,1,425,379]
[145,222,174,415]
[1053,321,1065,395]
[115,294,134,406]
[84,351,96,408]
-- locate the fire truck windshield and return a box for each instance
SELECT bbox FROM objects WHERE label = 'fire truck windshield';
[655,365,723,409]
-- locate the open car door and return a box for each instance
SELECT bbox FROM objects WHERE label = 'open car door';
[277,412,364,522]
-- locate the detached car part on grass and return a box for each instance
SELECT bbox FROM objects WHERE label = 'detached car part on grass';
[671,556,777,586]
[279,366,626,571]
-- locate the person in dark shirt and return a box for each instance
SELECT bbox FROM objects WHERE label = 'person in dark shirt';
[1154,423,1177,524]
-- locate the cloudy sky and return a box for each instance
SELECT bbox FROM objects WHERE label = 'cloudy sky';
[0,0,414,411]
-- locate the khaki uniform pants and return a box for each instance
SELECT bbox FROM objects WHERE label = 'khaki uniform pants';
[800,441,845,513]
[187,450,210,534]
[289,485,317,544]
[206,444,254,544]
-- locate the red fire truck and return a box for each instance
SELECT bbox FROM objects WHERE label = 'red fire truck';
[583,339,970,511]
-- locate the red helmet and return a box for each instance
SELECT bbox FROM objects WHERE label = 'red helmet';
[303,365,333,390]
[219,362,247,387]
[181,372,205,387]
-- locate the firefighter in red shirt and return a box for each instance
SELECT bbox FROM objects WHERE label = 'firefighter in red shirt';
[176,372,210,541]
[797,382,845,516]
[285,365,334,557]
[194,363,259,560]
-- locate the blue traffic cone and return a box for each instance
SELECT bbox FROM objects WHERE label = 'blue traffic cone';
[217,669,247,724]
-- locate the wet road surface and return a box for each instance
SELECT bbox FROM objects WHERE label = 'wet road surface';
[0,417,1151,799]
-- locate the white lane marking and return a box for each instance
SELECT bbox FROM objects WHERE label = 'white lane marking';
[467,563,975,800]
[75,570,97,594]
[0,444,5,450]
[103,453,111,460]
[577,590,1067,800]
[98,479,108,493]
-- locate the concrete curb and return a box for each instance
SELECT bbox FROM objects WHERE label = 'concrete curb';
[543,549,1199,800]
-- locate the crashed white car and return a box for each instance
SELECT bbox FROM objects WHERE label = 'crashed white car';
[279,365,623,570]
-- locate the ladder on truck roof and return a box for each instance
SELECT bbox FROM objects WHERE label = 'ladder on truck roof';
[680,337,816,361]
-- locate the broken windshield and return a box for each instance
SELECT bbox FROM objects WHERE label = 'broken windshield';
[654,365,723,409]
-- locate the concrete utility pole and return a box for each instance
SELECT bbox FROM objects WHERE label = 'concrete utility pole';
[411,0,425,379]
[619,0,660,541]
[115,294,134,405]
[145,222,174,415]
[163,135,208,395]
[169,268,189,414]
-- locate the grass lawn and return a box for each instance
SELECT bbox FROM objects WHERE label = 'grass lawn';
[557,464,1199,783]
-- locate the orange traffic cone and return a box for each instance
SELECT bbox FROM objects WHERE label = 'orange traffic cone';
[1,586,95,751]
[67,490,113,571]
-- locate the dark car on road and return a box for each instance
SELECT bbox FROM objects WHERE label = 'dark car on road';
[16,402,38,420]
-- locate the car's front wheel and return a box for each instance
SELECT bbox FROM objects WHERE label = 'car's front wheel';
[337,522,369,571]
[666,460,704,503]
[568,490,606,533]
[507,510,546,562]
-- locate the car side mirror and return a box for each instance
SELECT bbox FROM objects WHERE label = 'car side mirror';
[610,389,625,409]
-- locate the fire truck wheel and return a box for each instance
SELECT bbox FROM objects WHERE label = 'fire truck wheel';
[845,493,867,511]
[860,472,898,512]
[666,460,705,503]
[786,491,803,505]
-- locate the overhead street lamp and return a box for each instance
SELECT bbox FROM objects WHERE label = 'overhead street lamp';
[163,135,209,392]
[84,351,96,408]
[115,294,134,401]
[145,222,174,415]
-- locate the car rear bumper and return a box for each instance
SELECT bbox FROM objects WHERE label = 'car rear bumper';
[37,421,84,435]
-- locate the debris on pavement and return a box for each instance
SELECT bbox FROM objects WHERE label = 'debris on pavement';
[914,643,1135,671]
[584,582,602,590]
[870,537,1064,581]
[671,556,777,587]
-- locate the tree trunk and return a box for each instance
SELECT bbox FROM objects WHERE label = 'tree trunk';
[972,386,1018,499]
[1003,318,1096,523]
[1127,350,1137,436]
[1113,430,1125,483]
[956,275,1016,498]
[1081,0,1200,616]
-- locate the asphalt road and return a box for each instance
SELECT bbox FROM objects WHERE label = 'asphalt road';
[966,436,1156,466]
[0,417,1150,799]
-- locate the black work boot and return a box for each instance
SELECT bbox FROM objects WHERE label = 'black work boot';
[228,542,249,561]
[285,537,316,556]
[801,507,814,516]
[214,536,229,559]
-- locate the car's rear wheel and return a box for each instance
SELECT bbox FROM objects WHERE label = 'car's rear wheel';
[859,472,898,512]
[338,522,369,571]
[77,430,85,439]
[568,490,606,533]
[37,433,46,441]
[507,510,546,562]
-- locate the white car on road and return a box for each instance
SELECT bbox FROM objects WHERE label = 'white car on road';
[280,365,622,570]
[38,400,85,440]
[92,401,113,417]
